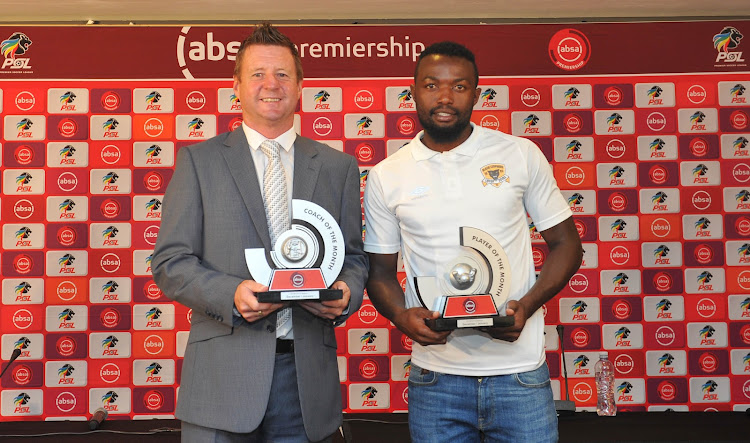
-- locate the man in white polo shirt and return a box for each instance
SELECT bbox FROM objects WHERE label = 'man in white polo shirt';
[363,41,583,442]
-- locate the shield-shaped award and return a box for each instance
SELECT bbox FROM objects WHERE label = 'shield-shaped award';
[245,199,344,302]
[414,227,513,331]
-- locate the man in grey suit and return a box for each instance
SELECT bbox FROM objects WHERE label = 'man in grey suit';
[152,23,367,442]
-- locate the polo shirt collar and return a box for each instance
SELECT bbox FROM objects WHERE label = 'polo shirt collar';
[411,122,480,161]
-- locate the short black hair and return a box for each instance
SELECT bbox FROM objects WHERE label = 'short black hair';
[414,41,478,87]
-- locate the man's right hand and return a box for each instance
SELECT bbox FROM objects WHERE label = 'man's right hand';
[393,307,451,346]
[234,280,286,323]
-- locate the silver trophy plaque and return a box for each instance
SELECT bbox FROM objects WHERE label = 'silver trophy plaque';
[245,199,344,302]
[414,227,513,331]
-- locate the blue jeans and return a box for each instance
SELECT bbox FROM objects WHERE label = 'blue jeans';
[408,362,558,443]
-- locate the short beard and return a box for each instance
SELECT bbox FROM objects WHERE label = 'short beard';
[417,109,472,144]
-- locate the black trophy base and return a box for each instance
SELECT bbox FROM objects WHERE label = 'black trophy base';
[257,288,343,303]
[555,399,576,416]
[426,315,515,331]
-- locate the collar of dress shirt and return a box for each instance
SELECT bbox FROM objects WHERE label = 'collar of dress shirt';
[241,123,296,153]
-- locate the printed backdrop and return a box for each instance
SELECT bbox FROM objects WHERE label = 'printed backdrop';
[0,21,749,420]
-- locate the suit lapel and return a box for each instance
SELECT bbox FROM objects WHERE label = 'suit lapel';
[221,128,272,250]
[292,135,320,203]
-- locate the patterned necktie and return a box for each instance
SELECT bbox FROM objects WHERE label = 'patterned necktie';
[259,140,292,336]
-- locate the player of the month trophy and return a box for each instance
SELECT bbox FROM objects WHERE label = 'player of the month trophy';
[246,199,344,302]
[414,227,514,331]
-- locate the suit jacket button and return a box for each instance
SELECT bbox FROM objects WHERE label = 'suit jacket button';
[266,324,275,333]
[217,315,224,322]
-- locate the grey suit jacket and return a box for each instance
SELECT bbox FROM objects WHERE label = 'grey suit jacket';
[151,128,367,440]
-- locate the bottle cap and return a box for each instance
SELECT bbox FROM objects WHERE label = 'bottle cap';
[599,351,608,359]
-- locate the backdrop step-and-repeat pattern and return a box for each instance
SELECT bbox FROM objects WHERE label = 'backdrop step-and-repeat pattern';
[0,21,749,420]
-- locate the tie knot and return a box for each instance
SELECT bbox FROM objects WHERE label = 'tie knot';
[260,140,282,159]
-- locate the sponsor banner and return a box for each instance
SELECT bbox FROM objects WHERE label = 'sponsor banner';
[3,196,45,223]
[2,278,44,305]
[88,387,132,414]
[612,351,646,377]
[348,383,390,410]
[685,295,726,322]
[646,350,688,376]
[643,296,685,322]
[644,323,686,348]
[348,355,390,382]
[602,323,644,350]
[639,188,680,214]
[646,378,689,404]
[132,387,175,414]
[44,277,88,305]
[600,269,641,296]
[688,349,730,376]
[347,328,389,355]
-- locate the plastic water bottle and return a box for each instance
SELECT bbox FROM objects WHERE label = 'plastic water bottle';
[595,351,617,416]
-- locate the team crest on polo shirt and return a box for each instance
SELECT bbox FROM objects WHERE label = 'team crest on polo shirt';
[481,164,510,187]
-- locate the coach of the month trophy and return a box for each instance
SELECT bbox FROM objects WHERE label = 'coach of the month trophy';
[245,199,344,302]
[415,227,514,331]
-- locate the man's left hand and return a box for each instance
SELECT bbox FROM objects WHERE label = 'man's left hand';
[477,300,529,342]
[299,280,351,320]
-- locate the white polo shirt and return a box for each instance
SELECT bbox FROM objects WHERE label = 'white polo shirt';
[363,124,572,376]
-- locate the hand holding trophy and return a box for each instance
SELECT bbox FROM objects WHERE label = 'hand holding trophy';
[245,199,345,302]
[415,227,514,331]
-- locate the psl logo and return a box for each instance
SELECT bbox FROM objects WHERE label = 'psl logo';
[356,116,373,135]
[59,91,77,111]
[15,226,32,247]
[102,335,119,355]
[653,245,670,265]
[690,112,707,131]
[571,300,587,320]
[699,325,716,345]
[741,298,750,317]
[59,199,76,218]
[229,93,241,110]
[102,391,119,411]
[615,327,631,347]
[523,114,540,134]
[188,118,205,137]
[649,138,666,158]
[567,193,584,212]
[145,91,162,110]
[695,217,711,236]
[608,165,625,185]
[58,364,75,384]
[528,222,543,241]
[611,219,627,238]
[738,244,750,264]
[146,307,162,327]
[564,87,580,106]
[145,145,162,164]
[146,199,162,218]
[481,88,497,107]
[736,190,750,210]
[730,84,747,104]
[606,113,623,132]
[13,393,31,414]
[651,191,668,211]
[566,140,582,159]
[692,164,709,184]
[360,331,377,351]
[647,86,663,105]
[697,271,713,291]
[58,254,75,273]
[573,355,590,375]
[16,118,33,138]
[102,226,119,246]
[146,362,163,382]
[102,172,119,192]
[658,353,675,373]
[102,281,119,300]
[14,337,31,357]
[656,299,672,319]
[713,27,744,63]
[734,136,749,156]
[58,308,75,328]
[361,386,378,406]
[701,380,719,400]
[617,381,634,401]
[314,90,331,109]
[15,281,32,302]
[102,118,119,137]
[612,273,629,292]
[397,89,413,108]
[59,145,77,164]
[1,32,32,69]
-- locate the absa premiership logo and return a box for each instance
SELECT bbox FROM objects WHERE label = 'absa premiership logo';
[1,32,33,70]
[548,29,591,71]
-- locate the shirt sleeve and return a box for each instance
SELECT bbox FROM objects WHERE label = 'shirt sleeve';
[362,166,402,254]
[521,139,573,232]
